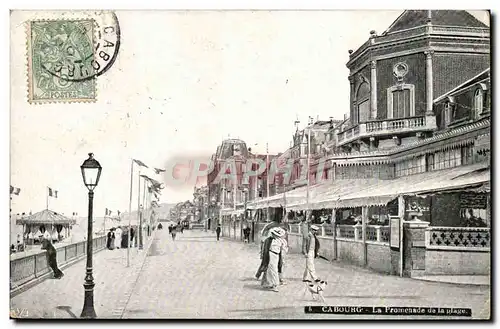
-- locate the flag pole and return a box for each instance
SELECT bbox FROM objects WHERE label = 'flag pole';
[46,187,49,210]
[140,176,146,250]
[137,169,142,251]
[266,143,270,222]
[127,160,134,267]
[307,121,311,219]
[103,210,106,237]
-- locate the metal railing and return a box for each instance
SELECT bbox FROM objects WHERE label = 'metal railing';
[10,236,107,288]
[426,226,490,250]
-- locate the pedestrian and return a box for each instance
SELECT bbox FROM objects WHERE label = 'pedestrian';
[130,227,136,248]
[255,228,272,280]
[168,224,173,234]
[171,225,177,241]
[181,224,184,234]
[300,216,309,255]
[216,224,221,241]
[262,228,286,292]
[303,225,321,282]
[243,226,251,243]
[115,226,122,249]
[41,238,64,279]
[106,228,115,250]
[277,228,289,285]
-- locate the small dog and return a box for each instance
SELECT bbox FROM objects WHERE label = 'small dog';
[303,279,327,303]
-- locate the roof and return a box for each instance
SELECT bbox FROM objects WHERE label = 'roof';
[247,178,382,210]
[383,10,488,35]
[434,68,490,103]
[301,162,490,210]
[215,139,249,159]
[16,209,77,225]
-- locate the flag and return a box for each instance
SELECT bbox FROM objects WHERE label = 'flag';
[105,208,112,216]
[48,187,58,198]
[133,159,149,168]
[154,168,166,174]
[10,186,21,195]
[117,210,121,216]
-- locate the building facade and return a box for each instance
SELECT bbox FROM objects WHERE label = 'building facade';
[227,10,490,278]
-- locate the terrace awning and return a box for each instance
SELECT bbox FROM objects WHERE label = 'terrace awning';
[287,162,490,210]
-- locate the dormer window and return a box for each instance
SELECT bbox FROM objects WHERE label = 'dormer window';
[474,88,483,119]
[443,96,455,127]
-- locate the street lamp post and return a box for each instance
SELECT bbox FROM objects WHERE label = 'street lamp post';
[80,153,102,319]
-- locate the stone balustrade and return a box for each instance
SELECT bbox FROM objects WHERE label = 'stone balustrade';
[337,115,436,146]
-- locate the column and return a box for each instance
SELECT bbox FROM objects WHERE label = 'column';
[348,75,355,120]
[331,208,337,260]
[397,195,406,220]
[425,51,434,115]
[370,60,377,119]
[361,206,368,266]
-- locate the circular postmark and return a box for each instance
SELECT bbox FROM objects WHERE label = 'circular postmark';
[39,11,120,82]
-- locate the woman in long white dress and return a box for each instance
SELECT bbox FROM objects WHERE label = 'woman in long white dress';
[262,227,286,292]
[115,226,123,249]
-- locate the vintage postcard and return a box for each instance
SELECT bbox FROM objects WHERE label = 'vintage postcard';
[10,10,491,320]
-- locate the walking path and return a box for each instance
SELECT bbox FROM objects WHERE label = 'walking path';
[10,229,491,319]
[10,233,155,319]
[122,230,490,319]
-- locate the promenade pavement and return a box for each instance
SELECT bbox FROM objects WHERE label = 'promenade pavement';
[122,230,491,320]
[10,233,155,319]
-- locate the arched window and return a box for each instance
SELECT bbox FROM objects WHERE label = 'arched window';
[474,88,483,119]
[354,82,370,124]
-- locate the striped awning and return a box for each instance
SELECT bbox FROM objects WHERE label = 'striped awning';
[246,179,378,210]
[16,209,77,225]
[287,162,490,210]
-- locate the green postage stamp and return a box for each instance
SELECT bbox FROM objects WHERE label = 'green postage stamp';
[27,20,97,103]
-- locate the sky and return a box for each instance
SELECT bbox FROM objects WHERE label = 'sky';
[10,10,489,217]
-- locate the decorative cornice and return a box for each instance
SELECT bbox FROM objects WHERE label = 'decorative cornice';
[348,25,489,69]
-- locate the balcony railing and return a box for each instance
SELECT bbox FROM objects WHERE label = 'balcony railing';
[337,115,436,146]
